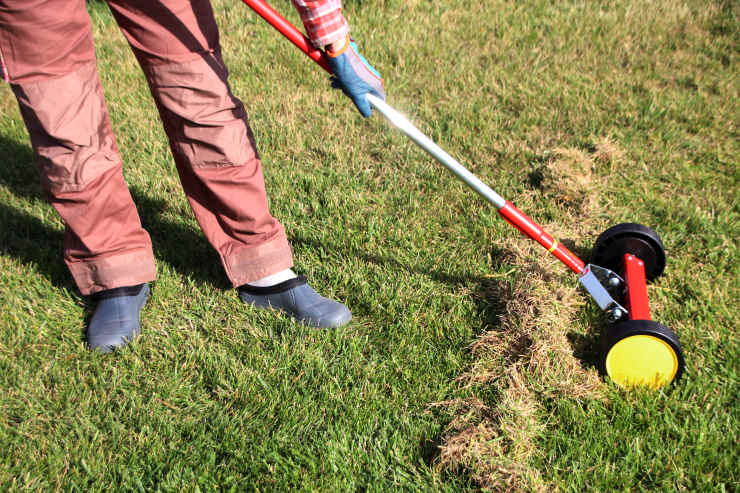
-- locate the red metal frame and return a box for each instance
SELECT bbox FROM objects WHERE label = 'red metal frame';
[622,254,652,320]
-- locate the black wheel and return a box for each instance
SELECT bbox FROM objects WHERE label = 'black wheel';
[591,223,666,281]
[602,320,684,389]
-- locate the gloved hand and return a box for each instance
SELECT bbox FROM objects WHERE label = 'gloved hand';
[326,36,385,117]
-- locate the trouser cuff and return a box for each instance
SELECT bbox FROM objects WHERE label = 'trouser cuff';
[222,234,294,287]
[67,248,157,295]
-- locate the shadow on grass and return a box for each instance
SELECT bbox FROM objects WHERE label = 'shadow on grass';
[568,305,612,374]
[0,203,73,290]
[291,231,510,329]
[567,329,604,373]
[0,136,77,293]
[127,187,228,289]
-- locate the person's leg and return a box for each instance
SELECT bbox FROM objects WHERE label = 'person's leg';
[106,0,292,286]
[0,0,156,295]
[106,0,350,327]
[0,0,154,351]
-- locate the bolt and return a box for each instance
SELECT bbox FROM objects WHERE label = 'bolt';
[608,276,621,287]
[611,308,625,320]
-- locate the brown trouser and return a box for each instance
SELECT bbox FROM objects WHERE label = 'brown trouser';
[0,0,293,294]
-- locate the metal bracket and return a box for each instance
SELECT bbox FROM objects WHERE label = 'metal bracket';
[578,264,627,321]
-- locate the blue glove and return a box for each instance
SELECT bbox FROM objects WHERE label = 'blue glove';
[326,36,386,117]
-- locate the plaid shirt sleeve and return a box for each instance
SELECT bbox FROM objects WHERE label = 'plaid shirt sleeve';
[292,0,350,48]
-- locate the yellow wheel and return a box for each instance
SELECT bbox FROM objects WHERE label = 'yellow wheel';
[603,320,684,389]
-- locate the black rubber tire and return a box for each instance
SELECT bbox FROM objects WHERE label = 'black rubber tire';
[602,319,685,388]
[591,223,666,281]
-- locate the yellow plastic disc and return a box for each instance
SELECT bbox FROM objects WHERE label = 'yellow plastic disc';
[605,334,679,389]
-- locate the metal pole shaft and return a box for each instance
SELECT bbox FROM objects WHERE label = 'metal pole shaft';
[366,95,584,273]
[366,95,507,210]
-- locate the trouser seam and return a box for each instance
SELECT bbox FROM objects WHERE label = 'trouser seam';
[0,49,8,82]
[0,30,8,82]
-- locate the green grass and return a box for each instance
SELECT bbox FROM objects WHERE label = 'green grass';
[1,0,738,490]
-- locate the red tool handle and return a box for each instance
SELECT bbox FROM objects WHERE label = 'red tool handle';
[240,0,332,74]
[498,201,585,274]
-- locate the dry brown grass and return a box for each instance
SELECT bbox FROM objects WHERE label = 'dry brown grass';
[433,141,625,491]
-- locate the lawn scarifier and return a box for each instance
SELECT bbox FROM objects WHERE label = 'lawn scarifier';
[241,0,685,389]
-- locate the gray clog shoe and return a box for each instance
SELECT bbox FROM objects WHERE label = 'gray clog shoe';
[87,283,150,352]
[238,276,351,328]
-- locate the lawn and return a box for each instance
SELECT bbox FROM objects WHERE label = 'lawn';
[0,0,737,491]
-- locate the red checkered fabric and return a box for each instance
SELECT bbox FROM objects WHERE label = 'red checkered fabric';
[292,0,349,48]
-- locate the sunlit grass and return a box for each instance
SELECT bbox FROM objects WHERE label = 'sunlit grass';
[0,0,737,490]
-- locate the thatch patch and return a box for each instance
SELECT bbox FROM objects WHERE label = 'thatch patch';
[434,142,622,490]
